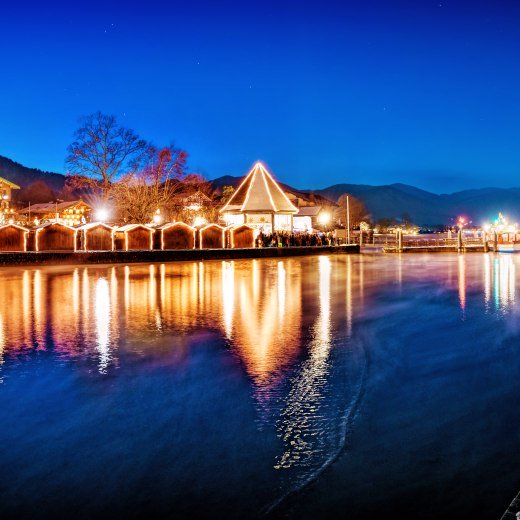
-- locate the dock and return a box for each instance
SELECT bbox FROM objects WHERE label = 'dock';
[0,244,360,267]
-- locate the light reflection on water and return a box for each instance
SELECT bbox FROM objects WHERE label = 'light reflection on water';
[0,253,517,394]
[275,257,332,473]
[0,253,519,518]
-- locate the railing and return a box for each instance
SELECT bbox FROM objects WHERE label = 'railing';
[373,232,489,252]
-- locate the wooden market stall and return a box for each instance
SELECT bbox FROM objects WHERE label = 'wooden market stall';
[228,224,256,248]
[160,222,196,250]
[0,224,29,252]
[77,222,114,251]
[114,224,154,251]
[199,224,225,249]
[35,222,76,251]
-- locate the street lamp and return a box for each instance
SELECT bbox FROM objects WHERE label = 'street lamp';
[346,195,350,244]
[153,209,162,226]
[52,199,63,222]
[317,211,331,229]
[96,207,109,222]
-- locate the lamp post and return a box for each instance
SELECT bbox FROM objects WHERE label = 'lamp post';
[346,195,350,245]
[457,217,465,252]
[53,199,63,222]
[153,209,162,226]
[317,211,331,231]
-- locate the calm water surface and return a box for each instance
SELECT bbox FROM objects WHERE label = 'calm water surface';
[0,254,518,519]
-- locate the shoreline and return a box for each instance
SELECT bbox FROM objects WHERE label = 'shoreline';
[0,244,359,267]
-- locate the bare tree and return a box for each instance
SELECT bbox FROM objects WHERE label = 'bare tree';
[336,193,370,228]
[66,112,147,201]
[112,146,189,223]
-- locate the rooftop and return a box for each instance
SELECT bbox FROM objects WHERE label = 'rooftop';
[0,176,21,190]
[19,200,91,214]
[221,162,298,214]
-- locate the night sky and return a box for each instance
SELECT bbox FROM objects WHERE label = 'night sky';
[1,0,519,192]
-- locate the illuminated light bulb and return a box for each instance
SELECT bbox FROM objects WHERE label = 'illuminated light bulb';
[193,216,207,227]
[96,208,109,222]
[318,212,331,225]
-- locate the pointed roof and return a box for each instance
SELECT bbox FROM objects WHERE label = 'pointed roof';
[221,162,298,214]
[0,176,20,190]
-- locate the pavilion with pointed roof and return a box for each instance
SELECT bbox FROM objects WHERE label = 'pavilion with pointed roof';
[220,162,298,232]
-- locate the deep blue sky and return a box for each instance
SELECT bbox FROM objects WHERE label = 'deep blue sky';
[1,0,519,192]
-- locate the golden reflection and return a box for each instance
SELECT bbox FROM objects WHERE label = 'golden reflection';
[359,254,365,304]
[222,261,234,339]
[22,270,30,341]
[496,255,515,309]
[149,264,157,313]
[277,261,286,323]
[72,268,80,320]
[231,259,302,385]
[33,270,45,349]
[397,254,403,288]
[275,256,332,471]
[345,255,353,338]
[124,265,130,313]
[82,268,90,318]
[0,313,5,366]
[0,254,518,376]
[458,254,466,311]
[110,267,118,318]
[0,257,348,384]
[198,261,204,308]
[95,277,111,373]
[52,271,81,353]
[484,253,491,306]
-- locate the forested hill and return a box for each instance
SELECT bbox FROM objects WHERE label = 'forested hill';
[213,176,520,226]
[1,154,518,226]
[0,155,65,192]
[312,182,520,226]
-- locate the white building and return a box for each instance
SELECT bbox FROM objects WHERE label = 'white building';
[220,162,298,232]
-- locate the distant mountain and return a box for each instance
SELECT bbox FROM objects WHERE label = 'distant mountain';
[0,155,65,193]
[213,176,520,226]
[312,183,520,226]
[1,155,518,226]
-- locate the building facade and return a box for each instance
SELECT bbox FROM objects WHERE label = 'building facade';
[0,176,21,223]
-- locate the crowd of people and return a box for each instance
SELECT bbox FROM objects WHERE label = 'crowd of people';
[255,231,338,248]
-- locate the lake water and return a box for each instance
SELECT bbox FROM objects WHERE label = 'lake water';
[0,254,518,519]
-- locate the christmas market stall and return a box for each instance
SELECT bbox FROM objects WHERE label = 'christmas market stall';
[228,224,256,248]
[35,222,77,251]
[199,224,225,249]
[77,222,115,251]
[114,224,154,251]
[159,222,196,250]
[0,224,29,252]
